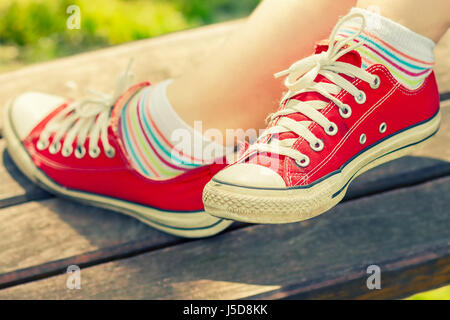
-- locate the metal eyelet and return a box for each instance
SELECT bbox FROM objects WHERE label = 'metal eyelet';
[105,147,116,158]
[75,145,86,159]
[61,145,73,157]
[370,75,381,89]
[310,139,324,152]
[89,146,101,158]
[48,142,61,154]
[326,122,338,136]
[359,134,367,145]
[355,91,367,104]
[379,122,387,134]
[295,155,310,168]
[36,139,49,151]
[339,104,352,119]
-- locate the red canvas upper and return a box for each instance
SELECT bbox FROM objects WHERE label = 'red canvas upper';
[20,44,440,206]
[22,82,227,212]
[236,46,440,187]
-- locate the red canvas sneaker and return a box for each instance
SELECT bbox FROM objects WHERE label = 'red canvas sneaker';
[203,13,441,224]
[3,69,232,238]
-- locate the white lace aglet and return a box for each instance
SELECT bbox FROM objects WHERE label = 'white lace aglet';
[126,58,134,73]
[121,58,135,82]
[112,58,135,102]
[274,69,290,78]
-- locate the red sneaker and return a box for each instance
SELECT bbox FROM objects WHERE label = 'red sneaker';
[3,72,232,238]
[203,14,441,224]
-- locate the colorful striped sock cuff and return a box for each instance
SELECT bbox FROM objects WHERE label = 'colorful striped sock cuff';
[118,81,226,180]
[337,7,435,89]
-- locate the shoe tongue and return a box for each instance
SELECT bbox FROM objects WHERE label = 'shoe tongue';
[313,39,362,66]
[273,40,362,141]
[305,39,362,90]
[314,39,330,54]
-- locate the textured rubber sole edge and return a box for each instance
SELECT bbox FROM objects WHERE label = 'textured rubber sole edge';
[203,111,441,224]
[3,99,232,238]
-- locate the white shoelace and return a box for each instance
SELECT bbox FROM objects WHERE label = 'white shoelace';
[37,60,135,159]
[248,13,380,167]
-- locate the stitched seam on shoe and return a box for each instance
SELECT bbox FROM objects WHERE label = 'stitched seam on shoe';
[286,66,372,185]
[286,73,358,186]
[286,63,428,186]
[293,82,399,186]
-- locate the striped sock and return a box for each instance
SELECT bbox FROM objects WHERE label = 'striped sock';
[118,80,226,180]
[337,7,435,89]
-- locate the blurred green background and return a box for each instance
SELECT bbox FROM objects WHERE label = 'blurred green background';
[0,0,260,72]
[0,0,448,300]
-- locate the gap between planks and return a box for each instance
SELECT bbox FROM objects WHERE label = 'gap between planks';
[2,154,449,290]
[0,175,448,299]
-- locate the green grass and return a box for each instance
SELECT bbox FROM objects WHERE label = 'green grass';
[0,0,260,71]
[407,285,450,300]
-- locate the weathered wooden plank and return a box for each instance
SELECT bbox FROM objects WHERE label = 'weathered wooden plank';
[0,102,448,290]
[0,176,448,299]
[0,140,50,209]
[0,23,448,137]
[284,255,450,300]
[0,198,178,276]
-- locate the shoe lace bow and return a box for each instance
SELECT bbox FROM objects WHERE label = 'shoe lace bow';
[37,60,134,159]
[248,13,380,167]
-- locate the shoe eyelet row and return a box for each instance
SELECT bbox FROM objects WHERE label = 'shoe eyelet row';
[36,140,115,159]
[359,123,387,145]
[302,120,387,167]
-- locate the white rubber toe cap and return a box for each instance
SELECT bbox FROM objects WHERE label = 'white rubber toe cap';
[213,163,286,188]
[10,92,66,140]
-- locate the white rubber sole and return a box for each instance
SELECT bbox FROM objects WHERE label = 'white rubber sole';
[203,111,441,224]
[3,99,233,238]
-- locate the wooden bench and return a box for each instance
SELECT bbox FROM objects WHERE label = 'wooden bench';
[0,21,449,299]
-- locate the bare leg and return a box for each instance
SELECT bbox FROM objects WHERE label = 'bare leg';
[169,0,356,134]
[357,0,450,43]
